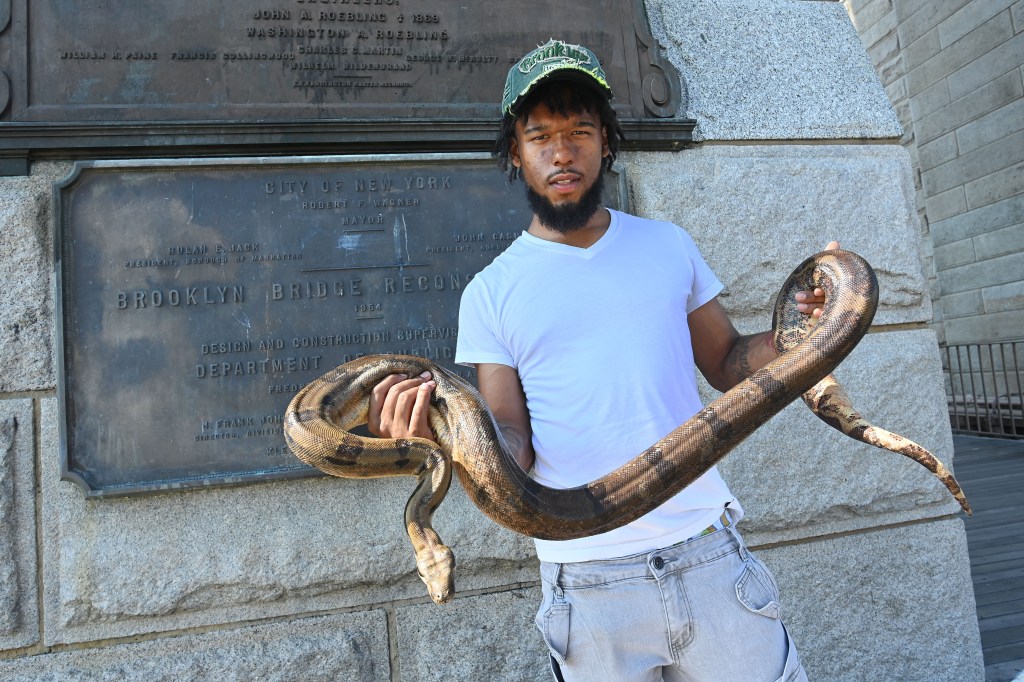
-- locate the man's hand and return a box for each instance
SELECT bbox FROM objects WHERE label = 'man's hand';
[691,241,842,391]
[367,371,437,440]
[795,240,840,318]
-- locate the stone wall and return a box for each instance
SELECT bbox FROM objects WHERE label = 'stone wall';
[0,1,983,680]
[843,0,1024,347]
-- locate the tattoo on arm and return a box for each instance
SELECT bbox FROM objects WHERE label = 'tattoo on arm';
[724,332,776,384]
[497,421,534,472]
[725,335,756,382]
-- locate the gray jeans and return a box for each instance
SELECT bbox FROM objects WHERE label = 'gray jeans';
[536,524,807,682]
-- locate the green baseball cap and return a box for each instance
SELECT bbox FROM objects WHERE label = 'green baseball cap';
[502,39,613,115]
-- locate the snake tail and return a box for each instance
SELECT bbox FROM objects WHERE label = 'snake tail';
[801,376,972,515]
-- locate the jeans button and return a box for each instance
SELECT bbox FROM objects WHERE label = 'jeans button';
[652,556,665,570]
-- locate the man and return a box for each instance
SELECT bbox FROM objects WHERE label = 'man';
[371,39,826,681]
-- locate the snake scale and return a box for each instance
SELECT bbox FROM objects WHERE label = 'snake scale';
[284,250,971,604]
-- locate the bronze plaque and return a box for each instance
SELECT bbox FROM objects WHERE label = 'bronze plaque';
[0,0,690,163]
[55,155,625,496]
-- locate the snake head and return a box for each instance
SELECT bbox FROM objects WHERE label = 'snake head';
[416,545,456,605]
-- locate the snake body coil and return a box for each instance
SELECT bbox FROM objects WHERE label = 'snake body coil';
[284,250,971,604]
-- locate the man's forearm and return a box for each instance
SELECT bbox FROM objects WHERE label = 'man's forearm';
[497,421,535,472]
[721,331,777,389]
[474,362,535,473]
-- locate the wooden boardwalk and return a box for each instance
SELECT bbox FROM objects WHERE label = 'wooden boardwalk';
[955,434,1024,682]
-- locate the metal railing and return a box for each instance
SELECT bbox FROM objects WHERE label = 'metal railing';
[945,339,1023,439]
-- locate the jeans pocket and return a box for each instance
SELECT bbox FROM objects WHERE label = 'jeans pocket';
[535,602,571,666]
[735,556,782,620]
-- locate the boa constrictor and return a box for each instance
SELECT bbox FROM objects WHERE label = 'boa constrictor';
[284,250,971,604]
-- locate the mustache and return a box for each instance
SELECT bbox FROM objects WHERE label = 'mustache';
[546,168,583,182]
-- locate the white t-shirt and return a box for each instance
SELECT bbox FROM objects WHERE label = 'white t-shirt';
[455,209,740,563]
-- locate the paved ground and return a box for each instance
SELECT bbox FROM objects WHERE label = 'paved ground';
[954,434,1024,682]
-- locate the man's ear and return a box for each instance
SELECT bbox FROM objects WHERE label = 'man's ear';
[601,125,610,158]
[509,135,522,168]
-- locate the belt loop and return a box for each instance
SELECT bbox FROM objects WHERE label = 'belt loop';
[552,562,564,599]
[726,523,749,561]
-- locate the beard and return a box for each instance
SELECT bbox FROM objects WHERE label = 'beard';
[524,172,605,234]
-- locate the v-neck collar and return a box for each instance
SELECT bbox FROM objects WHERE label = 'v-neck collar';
[519,209,620,259]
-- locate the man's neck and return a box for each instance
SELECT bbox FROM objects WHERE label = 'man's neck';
[527,207,611,249]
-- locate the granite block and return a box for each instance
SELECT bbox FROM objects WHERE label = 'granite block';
[908,77,952,123]
[931,193,1023,247]
[861,12,900,60]
[896,0,965,47]
[396,588,548,681]
[0,162,72,392]
[941,289,985,319]
[938,0,1017,48]
[983,280,1024,313]
[939,251,1024,295]
[758,519,983,681]
[973,222,1024,261]
[917,131,958,171]
[38,399,536,645]
[922,129,1024,197]
[944,307,1024,344]
[915,68,1022,145]
[0,611,390,681]
[847,0,894,37]
[944,30,1023,102]
[0,400,38,651]
[964,156,1024,209]
[956,97,1024,155]
[626,145,931,328]
[711,330,963,545]
[646,0,901,141]
[934,237,976,270]
[925,186,968,225]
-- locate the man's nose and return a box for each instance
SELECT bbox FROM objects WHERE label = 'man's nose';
[552,137,574,165]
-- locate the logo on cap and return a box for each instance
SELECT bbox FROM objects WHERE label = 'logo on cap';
[517,40,594,75]
[502,39,612,115]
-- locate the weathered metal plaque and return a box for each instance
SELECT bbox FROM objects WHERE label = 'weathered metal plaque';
[0,0,691,164]
[55,155,624,496]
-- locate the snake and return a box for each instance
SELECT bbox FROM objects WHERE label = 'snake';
[283,249,971,604]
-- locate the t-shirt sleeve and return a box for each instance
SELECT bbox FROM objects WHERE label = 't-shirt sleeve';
[677,227,724,313]
[454,277,515,368]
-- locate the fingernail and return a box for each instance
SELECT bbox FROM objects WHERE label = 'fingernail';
[420,371,432,379]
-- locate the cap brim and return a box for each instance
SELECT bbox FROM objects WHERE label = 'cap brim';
[507,68,612,115]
